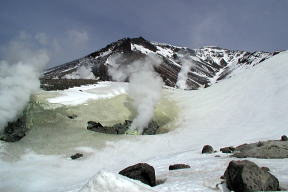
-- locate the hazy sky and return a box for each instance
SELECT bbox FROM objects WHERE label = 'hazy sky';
[0,0,287,67]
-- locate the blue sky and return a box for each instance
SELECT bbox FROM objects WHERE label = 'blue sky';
[0,0,287,67]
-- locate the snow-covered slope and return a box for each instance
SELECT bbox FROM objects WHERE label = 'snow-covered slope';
[1,51,287,192]
[43,37,276,90]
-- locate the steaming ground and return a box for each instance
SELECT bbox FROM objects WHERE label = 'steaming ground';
[1,52,288,191]
[0,51,49,131]
[107,54,163,133]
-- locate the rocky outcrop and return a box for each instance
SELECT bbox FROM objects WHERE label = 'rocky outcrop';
[0,116,27,142]
[119,163,156,187]
[223,160,280,192]
[87,120,160,135]
[232,140,288,159]
[169,164,191,170]
[40,79,98,91]
[202,145,214,154]
[220,146,235,153]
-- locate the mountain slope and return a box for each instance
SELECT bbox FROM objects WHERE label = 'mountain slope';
[43,37,276,89]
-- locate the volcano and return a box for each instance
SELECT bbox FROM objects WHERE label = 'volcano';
[43,37,278,90]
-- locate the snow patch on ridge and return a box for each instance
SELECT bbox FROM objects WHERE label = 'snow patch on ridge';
[47,82,128,106]
[131,44,154,55]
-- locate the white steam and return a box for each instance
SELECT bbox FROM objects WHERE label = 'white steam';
[176,57,194,89]
[107,54,163,133]
[64,65,95,79]
[0,37,49,132]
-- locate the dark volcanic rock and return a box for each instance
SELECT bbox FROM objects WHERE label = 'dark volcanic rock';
[87,121,119,134]
[40,79,98,91]
[232,140,288,159]
[202,145,214,154]
[169,164,191,170]
[281,135,288,141]
[224,160,280,192]
[0,116,27,142]
[67,114,77,119]
[70,153,83,160]
[119,163,156,187]
[220,146,235,153]
[87,120,160,135]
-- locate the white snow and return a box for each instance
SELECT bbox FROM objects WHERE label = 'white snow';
[156,46,174,57]
[0,51,288,192]
[47,82,127,106]
[131,44,154,55]
[63,66,95,79]
[79,171,157,192]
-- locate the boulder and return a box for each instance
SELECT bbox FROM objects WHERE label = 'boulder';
[281,135,288,141]
[202,145,214,154]
[224,160,280,192]
[119,163,156,187]
[0,116,27,142]
[87,120,160,135]
[169,164,191,170]
[220,146,235,153]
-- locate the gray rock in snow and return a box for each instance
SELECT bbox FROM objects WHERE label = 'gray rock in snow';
[220,146,235,153]
[0,115,27,142]
[202,145,214,154]
[119,163,156,187]
[169,164,191,170]
[87,120,160,135]
[232,140,288,159]
[281,135,288,141]
[223,160,280,192]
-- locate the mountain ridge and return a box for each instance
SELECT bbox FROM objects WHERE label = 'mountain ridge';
[43,37,279,90]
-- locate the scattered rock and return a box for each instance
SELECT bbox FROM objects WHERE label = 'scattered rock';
[87,120,160,135]
[87,121,121,134]
[119,163,156,187]
[220,146,235,153]
[0,116,27,142]
[215,155,221,157]
[224,160,280,192]
[281,135,288,141]
[219,58,228,66]
[169,164,191,170]
[257,141,264,147]
[67,114,77,119]
[70,153,83,160]
[202,145,214,154]
[232,140,288,159]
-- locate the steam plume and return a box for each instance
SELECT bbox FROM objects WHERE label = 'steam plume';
[107,54,163,133]
[176,57,194,89]
[0,38,49,132]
